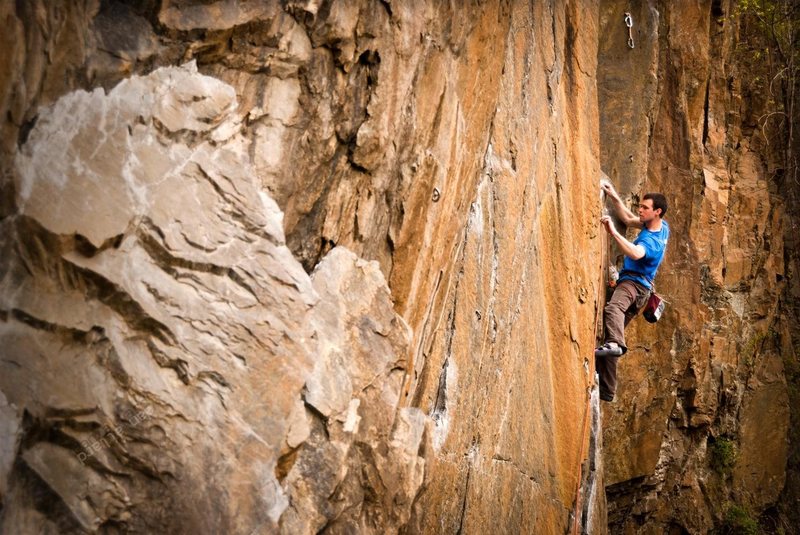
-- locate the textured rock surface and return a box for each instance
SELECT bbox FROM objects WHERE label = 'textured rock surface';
[598,0,797,532]
[3,0,795,533]
[1,62,425,534]
[0,1,607,533]
[402,2,604,532]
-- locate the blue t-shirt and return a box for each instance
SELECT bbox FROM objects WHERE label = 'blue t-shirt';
[618,221,669,289]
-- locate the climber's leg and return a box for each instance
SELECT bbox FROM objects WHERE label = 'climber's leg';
[602,280,640,352]
[595,280,648,401]
[596,355,619,401]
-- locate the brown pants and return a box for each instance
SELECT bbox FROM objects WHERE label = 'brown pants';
[596,280,650,398]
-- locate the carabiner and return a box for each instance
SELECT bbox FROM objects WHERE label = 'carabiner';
[624,12,634,48]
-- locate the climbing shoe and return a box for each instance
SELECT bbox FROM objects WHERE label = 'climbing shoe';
[594,342,623,358]
[599,390,615,402]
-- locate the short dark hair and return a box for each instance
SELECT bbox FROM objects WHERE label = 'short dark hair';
[643,193,667,217]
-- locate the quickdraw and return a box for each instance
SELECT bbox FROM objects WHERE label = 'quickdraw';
[624,12,634,49]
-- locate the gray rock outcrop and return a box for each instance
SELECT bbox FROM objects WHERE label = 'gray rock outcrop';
[1,62,425,534]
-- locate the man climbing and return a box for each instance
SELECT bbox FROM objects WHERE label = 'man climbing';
[595,181,669,402]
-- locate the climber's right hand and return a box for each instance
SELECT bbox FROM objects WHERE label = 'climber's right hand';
[600,180,618,199]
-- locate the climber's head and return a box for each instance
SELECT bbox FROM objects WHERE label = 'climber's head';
[639,193,667,225]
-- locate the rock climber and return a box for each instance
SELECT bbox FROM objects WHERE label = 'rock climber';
[595,181,669,402]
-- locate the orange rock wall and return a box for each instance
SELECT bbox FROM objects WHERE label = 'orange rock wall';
[403,1,603,532]
[598,0,797,531]
[0,1,606,533]
[3,0,796,533]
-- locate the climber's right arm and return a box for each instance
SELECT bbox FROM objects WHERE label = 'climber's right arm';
[601,181,643,229]
[601,216,645,260]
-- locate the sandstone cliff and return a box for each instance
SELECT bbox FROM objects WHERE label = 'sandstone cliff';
[0,0,796,534]
[1,1,604,533]
[598,0,799,532]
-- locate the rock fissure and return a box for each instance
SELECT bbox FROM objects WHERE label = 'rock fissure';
[454,456,473,535]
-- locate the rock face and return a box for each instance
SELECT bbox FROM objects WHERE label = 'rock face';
[598,0,798,532]
[1,1,606,533]
[2,61,426,534]
[1,0,796,533]
[401,1,604,531]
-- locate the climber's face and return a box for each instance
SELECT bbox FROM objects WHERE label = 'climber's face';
[638,199,661,223]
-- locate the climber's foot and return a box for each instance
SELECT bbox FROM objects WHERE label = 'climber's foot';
[594,342,623,358]
[599,390,615,402]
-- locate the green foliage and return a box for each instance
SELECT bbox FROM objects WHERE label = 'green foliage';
[737,0,799,55]
[741,332,764,368]
[786,348,800,397]
[740,328,776,369]
[710,436,738,475]
[721,504,760,535]
[735,0,799,186]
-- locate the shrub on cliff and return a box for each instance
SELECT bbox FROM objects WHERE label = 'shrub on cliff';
[720,504,759,535]
[710,436,738,476]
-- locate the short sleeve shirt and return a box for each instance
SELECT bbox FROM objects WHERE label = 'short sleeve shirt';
[618,221,670,289]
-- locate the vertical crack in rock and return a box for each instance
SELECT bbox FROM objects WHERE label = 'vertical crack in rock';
[431,355,453,453]
[579,387,605,533]
[455,442,476,535]
[702,76,711,147]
